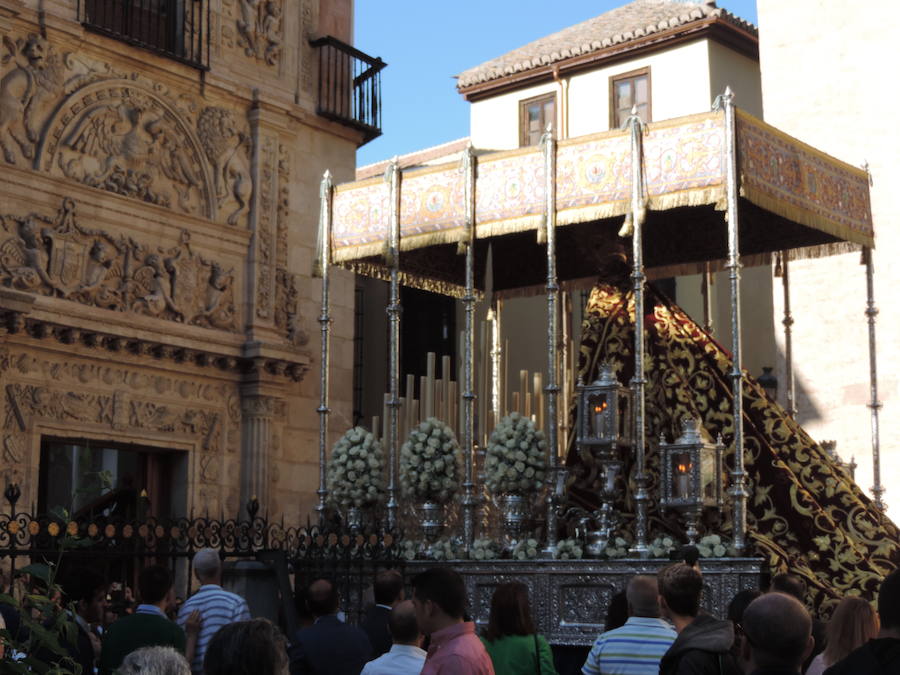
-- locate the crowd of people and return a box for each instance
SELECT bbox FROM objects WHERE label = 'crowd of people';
[1,550,899,675]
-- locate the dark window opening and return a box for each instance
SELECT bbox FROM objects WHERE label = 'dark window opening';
[400,287,456,384]
[610,67,651,128]
[81,0,210,70]
[38,438,187,521]
[519,93,556,147]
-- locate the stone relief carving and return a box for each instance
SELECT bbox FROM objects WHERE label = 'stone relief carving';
[0,199,237,331]
[51,88,210,214]
[255,138,276,319]
[197,107,252,227]
[236,0,283,66]
[0,33,64,164]
[274,269,308,346]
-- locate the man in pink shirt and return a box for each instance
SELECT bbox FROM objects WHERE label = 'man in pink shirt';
[412,568,495,675]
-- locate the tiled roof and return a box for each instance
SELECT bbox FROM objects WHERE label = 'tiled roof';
[456,0,757,90]
[356,137,471,180]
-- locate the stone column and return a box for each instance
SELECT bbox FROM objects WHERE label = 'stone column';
[240,394,276,514]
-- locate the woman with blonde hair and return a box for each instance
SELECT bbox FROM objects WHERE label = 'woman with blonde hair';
[805,596,879,675]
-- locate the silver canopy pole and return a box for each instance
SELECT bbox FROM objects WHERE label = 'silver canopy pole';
[385,159,402,533]
[315,170,334,526]
[625,106,649,557]
[460,143,478,551]
[779,253,797,417]
[719,86,749,554]
[541,125,561,557]
[864,246,885,511]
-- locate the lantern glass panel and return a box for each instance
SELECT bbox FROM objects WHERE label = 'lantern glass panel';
[588,393,610,439]
[701,449,715,501]
[617,393,630,441]
[672,452,693,500]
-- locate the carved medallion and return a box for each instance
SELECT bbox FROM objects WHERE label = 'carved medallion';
[40,82,216,219]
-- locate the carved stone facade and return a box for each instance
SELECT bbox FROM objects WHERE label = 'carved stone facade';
[0,199,237,330]
[0,0,361,521]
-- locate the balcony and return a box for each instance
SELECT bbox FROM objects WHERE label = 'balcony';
[311,36,386,145]
[80,0,210,70]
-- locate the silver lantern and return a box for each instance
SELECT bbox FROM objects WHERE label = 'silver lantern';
[659,418,724,545]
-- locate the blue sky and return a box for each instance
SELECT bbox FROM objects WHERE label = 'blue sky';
[355,0,758,167]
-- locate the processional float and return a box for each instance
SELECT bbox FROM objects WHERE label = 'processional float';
[312,89,880,639]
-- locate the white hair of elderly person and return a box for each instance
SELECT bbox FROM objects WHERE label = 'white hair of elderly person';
[116,645,191,675]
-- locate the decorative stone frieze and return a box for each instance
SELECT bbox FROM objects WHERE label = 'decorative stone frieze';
[0,310,308,381]
[0,199,238,331]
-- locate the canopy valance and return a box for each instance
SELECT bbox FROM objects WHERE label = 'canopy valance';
[324,109,872,296]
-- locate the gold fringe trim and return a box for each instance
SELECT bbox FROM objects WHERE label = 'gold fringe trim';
[740,184,874,248]
[556,201,630,226]
[339,261,478,300]
[648,185,726,213]
[333,241,387,264]
[475,213,545,240]
[333,227,467,264]
[647,241,864,278]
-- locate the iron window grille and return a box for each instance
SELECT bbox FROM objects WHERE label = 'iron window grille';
[80,0,210,70]
[310,36,386,145]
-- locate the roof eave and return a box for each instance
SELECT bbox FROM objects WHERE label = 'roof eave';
[458,18,758,102]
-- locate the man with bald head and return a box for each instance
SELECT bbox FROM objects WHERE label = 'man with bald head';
[739,592,813,674]
[362,600,426,675]
[177,548,251,673]
[582,575,677,674]
[288,577,372,675]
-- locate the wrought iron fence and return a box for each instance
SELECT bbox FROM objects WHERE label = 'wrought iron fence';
[0,484,400,629]
[311,36,386,144]
[79,0,210,70]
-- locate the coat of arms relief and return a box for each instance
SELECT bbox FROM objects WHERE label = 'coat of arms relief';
[0,199,238,330]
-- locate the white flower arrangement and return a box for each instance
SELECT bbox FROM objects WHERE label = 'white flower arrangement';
[697,533,730,558]
[399,417,463,503]
[470,538,500,561]
[643,533,732,558]
[325,427,385,509]
[648,535,677,558]
[555,538,584,560]
[511,538,540,560]
[398,537,463,561]
[483,413,547,493]
[605,536,630,559]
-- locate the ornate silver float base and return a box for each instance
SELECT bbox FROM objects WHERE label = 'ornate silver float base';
[418,501,446,541]
[498,493,530,547]
[404,558,764,646]
[345,506,363,533]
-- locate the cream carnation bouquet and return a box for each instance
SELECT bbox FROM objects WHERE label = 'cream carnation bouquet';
[399,417,462,502]
[326,426,385,509]
[483,412,547,493]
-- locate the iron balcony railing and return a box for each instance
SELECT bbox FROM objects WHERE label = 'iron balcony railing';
[311,36,386,145]
[80,0,210,70]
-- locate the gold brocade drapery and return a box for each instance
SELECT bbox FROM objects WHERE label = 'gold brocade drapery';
[567,282,899,614]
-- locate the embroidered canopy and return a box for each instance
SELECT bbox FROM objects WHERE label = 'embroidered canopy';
[327,109,872,296]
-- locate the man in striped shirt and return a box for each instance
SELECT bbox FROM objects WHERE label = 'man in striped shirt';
[582,575,677,675]
[177,548,252,673]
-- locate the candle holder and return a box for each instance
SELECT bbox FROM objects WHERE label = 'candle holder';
[659,418,724,545]
[575,363,632,556]
[575,363,633,453]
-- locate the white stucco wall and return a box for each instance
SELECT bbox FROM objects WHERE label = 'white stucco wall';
[469,36,773,397]
[758,0,900,510]
[470,39,721,149]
